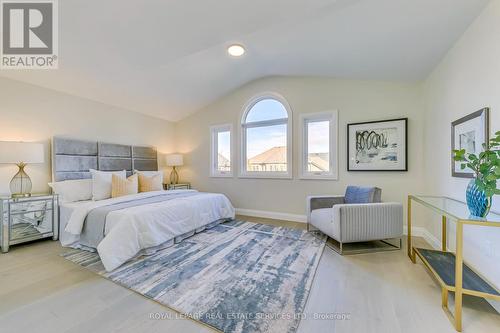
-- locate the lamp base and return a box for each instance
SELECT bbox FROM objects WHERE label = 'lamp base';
[169,166,179,185]
[10,162,33,197]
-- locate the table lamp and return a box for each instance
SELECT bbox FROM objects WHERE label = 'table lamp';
[0,141,44,197]
[166,154,183,185]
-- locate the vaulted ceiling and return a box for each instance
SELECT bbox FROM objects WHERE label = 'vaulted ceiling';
[0,0,490,121]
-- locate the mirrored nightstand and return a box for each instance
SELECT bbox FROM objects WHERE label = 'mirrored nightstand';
[164,183,191,190]
[0,194,58,253]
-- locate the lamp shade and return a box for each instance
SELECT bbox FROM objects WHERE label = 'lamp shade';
[166,154,183,167]
[0,141,44,164]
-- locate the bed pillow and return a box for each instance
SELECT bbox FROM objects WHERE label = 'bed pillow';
[90,169,126,200]
[111,174,138,198]
[48,179,92,203]
[137,172,163,192]
[134,170,163,184]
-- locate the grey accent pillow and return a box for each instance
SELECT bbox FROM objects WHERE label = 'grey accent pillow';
[344,186,382,204]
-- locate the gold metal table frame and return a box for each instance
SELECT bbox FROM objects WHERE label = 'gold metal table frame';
[407,195,500,332]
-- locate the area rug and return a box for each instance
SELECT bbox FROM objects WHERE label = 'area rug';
[62,220,326,333]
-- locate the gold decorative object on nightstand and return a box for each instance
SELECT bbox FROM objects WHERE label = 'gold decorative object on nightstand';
[0,141,45,197]
[407,195,500,332]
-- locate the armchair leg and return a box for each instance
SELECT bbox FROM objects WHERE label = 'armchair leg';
[327,237,402,255]
[380,237,402,250]
[325,238,344,255]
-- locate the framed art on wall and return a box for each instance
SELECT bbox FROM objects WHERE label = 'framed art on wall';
[347,118,408,171]
[451,108,489,178]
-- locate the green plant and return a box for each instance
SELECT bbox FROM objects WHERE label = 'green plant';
[453,131,500,197]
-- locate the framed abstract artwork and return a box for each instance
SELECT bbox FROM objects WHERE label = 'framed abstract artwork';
[451,108,489,178]
[347,118,408,171]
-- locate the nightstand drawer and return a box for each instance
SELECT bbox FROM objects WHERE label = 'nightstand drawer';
[8,198,53,215]
[9,208,54,244]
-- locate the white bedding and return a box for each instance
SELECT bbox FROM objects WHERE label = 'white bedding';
[59,200,92,247]
[61,190,235,271]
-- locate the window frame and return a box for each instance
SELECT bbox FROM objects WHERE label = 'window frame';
[210,123,233,178]
[299,110,338,180]
[239,93,293,179]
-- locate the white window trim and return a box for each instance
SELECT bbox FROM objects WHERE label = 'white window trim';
[299,110,338,180]
[239,92,293,179]
[210,123,233,178]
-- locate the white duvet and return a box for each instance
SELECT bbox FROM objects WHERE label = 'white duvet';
[63,190,235,271]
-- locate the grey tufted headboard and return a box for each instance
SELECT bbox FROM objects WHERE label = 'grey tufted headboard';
[52,137,158,182]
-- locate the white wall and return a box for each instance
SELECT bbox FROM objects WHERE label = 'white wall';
[176,76,425,221]
[423,0,500,304]
[0,77,176,195]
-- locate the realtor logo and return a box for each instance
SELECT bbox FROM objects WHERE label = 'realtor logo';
[1,0,58,69]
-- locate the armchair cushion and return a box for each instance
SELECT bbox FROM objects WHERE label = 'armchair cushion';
[344,186,381,204]
[310,208,337,239]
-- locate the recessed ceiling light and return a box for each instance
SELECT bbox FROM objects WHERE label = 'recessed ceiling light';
[227,44,245,57]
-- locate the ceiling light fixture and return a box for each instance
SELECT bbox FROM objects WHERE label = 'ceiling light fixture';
[227,44,245,57]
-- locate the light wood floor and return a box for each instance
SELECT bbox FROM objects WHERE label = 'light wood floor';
[0,216,499,333]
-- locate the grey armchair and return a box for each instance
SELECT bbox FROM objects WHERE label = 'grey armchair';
[306,186,403,254]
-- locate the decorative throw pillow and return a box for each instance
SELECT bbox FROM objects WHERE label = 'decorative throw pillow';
[137,172,163,192]
[111,174,138,198]
[344,186,382,204]
[48,179,92,203]
[90,169,126,201]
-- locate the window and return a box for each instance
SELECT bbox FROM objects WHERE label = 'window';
[300,111,338,179]
[240,94,292,178]
[210,124,232,177]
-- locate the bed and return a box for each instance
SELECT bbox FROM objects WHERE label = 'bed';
[53,137,235,271]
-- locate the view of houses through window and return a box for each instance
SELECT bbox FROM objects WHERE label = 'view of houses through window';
[211,124,232,176]
[306,120,330,172]
[212,96,334,177]
[216,130,231,172]
[242,97,291,175]
[246,124,287,172]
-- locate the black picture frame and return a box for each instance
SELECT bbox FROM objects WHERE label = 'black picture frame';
[451,108,489,178]
[347,118,408,172]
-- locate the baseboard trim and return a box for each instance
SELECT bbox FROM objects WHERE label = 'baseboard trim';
[234,210,450,242]
[403,226,442,250]
[234,209,443,246]
[235,208,307,223]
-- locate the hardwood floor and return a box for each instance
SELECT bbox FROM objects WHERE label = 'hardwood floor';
[0,217,498,333]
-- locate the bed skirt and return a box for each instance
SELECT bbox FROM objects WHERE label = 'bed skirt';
[71,218,231,259]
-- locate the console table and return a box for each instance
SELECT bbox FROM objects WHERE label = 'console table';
[407,195,500,332]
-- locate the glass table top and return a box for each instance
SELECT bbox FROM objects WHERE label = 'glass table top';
[411,195,500,223]
[0,193,54,201]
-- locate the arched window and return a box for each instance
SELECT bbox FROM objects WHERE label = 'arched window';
[241,93,292,178]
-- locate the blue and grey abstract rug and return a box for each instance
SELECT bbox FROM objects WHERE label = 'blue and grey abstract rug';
[62,220,326,333]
